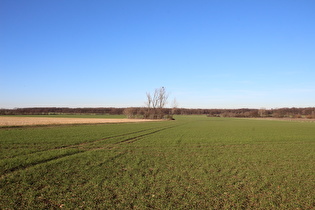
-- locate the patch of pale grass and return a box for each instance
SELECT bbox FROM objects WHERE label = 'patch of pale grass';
[0,117,156,127]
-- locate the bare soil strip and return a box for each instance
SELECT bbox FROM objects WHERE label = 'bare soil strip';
[0,116,157,127]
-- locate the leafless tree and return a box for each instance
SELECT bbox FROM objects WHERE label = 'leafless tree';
[157,87,168,108]
[145,87,169,119]
[145,92,152,108]
[171,98,178,115]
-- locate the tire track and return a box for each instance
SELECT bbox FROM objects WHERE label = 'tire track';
[3,127,158,160]
[1,124,178,179]
[113,126,176,145]
[1,150,84,175]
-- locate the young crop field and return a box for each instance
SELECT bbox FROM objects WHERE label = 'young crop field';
[0,116,314,209]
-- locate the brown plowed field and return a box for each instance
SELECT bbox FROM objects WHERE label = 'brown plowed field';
[0,116,157,127]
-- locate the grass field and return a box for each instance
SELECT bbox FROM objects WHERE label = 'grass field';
[0,116,314,209]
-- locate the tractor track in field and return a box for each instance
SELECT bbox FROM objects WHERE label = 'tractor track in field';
[4,127,159,159]
[114,125,176,145]
[0,125,179,179]
[97,125,179,150]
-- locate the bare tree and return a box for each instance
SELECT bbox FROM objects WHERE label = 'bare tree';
[171,98,178,115]
[152,89,159,109]
[145,92,152,108]
[144,92,152,119]
[145,87,169,119]
[157,87,168,108]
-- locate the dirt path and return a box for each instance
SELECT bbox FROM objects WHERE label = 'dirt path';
[0,116,158,127]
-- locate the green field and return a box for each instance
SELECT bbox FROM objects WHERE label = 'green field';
[0,116,314,209]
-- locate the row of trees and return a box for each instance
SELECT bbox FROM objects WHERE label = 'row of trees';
[0,107,125,115]
[1,107,314,119]
[0,87,175,119]
[206,108,315,118]
[1,86,314,119]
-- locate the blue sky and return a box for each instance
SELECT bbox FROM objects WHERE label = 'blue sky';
[1,0,314,109]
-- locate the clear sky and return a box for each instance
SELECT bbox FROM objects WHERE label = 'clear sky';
[1,0,314,109]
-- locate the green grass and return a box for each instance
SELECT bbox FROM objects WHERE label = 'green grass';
[0,116,314,209]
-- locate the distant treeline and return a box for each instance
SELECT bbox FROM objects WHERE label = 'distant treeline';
[0,107,125,115]
[205,107,315,118]
[1,107,315,119]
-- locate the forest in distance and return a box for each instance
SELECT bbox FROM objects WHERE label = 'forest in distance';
[1,107,315,119]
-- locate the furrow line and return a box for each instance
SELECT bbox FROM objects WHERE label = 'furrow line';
[1,125,176,179]
[0,151,84,179]
[4,127,158,160]
[114,126,175,145]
